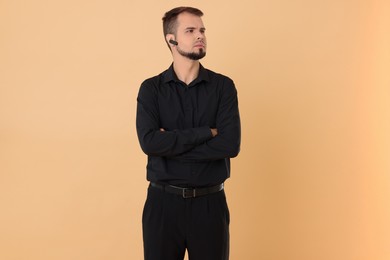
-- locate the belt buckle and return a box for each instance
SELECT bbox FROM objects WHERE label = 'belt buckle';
[182,188,196,198]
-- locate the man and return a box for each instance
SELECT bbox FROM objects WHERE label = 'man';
[136,6,241,260]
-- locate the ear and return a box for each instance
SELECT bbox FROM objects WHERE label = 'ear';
[166,33,175,44]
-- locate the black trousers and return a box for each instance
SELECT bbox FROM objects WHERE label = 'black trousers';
[142,184,230,260]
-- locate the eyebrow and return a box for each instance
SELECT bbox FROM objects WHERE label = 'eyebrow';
[185,27,206,30]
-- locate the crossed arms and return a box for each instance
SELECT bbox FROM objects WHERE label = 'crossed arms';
[136,81,241,162]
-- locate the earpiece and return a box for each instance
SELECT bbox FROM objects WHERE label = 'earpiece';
[169,39,178,46]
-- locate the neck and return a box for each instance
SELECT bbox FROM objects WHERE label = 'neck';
[172,55,200,85]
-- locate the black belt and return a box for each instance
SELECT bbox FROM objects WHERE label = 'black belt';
[150,182,224,199]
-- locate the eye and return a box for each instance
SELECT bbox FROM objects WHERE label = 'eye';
[187,29,194,33]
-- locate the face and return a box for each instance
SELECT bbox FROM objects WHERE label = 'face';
[170,12,207,60]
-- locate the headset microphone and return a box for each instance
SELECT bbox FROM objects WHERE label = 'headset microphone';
[169,39,178,46]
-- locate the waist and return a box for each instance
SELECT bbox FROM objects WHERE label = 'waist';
[150,182,224,199]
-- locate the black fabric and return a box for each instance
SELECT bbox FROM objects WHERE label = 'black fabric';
[136,63,241,187]
[143,185,230,260]
[150,182,224,198]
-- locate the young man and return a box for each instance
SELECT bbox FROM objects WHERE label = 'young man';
[136,6,241,260]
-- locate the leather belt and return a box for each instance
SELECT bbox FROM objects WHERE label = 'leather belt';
[150,182,224,199]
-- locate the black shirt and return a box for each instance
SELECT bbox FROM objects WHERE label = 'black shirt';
[136,64,241,187]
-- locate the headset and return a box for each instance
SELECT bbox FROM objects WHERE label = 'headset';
[169,39,178,46]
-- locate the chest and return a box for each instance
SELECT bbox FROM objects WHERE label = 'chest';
[157,83,220,129]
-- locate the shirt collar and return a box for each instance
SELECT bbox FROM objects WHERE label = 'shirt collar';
[163,63,210,85]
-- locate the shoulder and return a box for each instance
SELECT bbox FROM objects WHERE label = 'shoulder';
[137,71,167,100]
[138,67,170,93]
[204,67,236,91]
[140,72,164,89]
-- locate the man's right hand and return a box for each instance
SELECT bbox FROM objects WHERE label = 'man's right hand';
[211,128,218,137]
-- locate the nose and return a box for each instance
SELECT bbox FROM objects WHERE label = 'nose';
[197,35,205,42]
[196,31,204,41]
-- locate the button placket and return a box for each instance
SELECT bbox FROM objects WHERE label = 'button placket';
[183,87,193,127]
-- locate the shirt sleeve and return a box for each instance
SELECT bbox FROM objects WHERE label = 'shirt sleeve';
[136,82,213,157]
[170,78,241,162]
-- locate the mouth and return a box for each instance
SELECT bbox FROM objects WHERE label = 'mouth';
[194,42,205,48]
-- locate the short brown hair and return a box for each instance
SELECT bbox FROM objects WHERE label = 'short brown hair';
[162,7,204,49]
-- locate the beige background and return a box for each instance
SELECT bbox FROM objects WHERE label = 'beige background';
[1,0,389,259]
